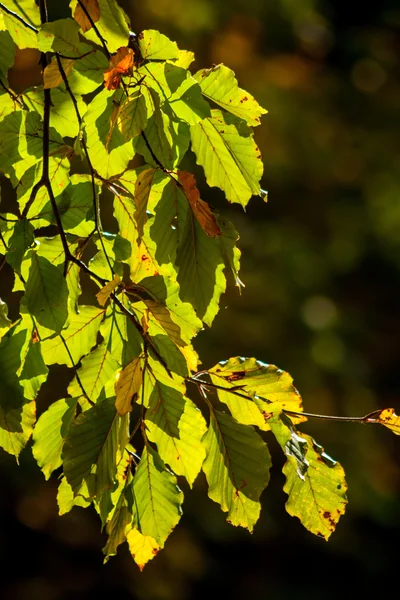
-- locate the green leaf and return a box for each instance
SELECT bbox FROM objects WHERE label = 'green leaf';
[145,372,207,486]
[32,397,78,479]
[135,98,190,170]
[270,416,348,540]
[132,444,183,546]
[176,198,226,326]
[68,341,120,401]
[84,88,135,178]
[41,306,105,366]
[134,275,202,346]
[57,475,91,515]
[138,29,180,61]
[117,89,150,141]
[19,337,48,400]
[0,299,12,338]
[100,302,143,368]
[63,397,129,497]
[194,64,267,127]
[0,400,36,459]
[1,0,40,49]
[38,18,84,56]
[0,324,28,410]
[208,357,305,430]
[140,62,211,125]
[17,157,70,222]
[25,253,69,334]
[202,408,271,531]
[23,86,86,138]
[190,109,263,207]
[0,110,64,184]
[6,219,35,274]
[0,29,16,76]
[35,236,82,312]
[44,49,109,93]
[72,0,130,53]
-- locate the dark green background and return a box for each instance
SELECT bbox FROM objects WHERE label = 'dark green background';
[1,0,400,597]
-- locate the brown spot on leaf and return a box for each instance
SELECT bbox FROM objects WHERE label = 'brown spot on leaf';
[323,511,331,519]
[240,96,249,103]
[225,371,246,382]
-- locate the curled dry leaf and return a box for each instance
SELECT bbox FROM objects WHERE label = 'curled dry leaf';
[177,170,221,238]
[73,0,101,33]
[104,47,135,91]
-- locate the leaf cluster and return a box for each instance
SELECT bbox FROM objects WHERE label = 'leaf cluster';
[0,0,398,569]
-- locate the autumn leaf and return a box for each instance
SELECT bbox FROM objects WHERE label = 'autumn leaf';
[96,274,121,307]
[74,0,101,33]
[115,356,143,415]
[177,170,221,238]
[104,47,135,91]
[366,408,400,435]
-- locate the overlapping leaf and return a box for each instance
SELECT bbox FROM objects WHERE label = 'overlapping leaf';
[202,408,271,531]
[270,415,348,540]
[190,109,263,207]
[131,444,183,546]
[63,396,129,497]
[208,356,305,429]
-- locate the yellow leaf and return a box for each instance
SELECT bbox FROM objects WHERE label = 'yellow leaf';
[367,408,400,435]
[43,58,73,89]
[96,274,121,307]
[126,527,160,571]
[115,356,143,415]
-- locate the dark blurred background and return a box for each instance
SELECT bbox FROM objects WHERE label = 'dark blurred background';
[2,0,400,597]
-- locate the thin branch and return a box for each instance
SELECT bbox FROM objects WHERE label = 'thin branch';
[111,293,172,378]
[0,3,38,32]
[55,53,114,277]
[0,77,24,107]
[59,333,94,406]
[76,0,111,59]
[186,375,394,427]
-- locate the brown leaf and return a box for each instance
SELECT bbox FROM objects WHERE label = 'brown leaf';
[73,0,101,33]
[96,274,121,307]
[134,168,156,242]
[43,58,73,89]
[115,357,143,416]
[104,47,135,91]
[177,170,221,238]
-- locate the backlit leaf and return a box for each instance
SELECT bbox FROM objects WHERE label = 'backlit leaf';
[190,109,263,207]
[104,47,134,91]
[194,64,267,127]
[41,306,105,366]
[138,29,179,61]
[366,408,400,435]
[177,170,221,238]
[25,253,69,334]
[208,357,305,429]
[115,356,143,415]
[126,528,160,571]
[131,444,183,546]
[73,0,100,32]
[32,397,77,479]
[96,274,121,307]
[1,0,39,49]
[202,408,271,531]
[145,372,207,486]
[270,416,348,540]
[72,0,130,53]
[63,396,129,497]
